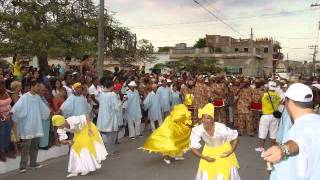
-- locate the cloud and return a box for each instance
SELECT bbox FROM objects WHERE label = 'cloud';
[92,0,315,61]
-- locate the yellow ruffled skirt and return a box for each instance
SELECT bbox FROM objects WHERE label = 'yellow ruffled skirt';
[72,122,104,157]
[197,142,240,180]
[68,122,108,173]
[142,104,192,157]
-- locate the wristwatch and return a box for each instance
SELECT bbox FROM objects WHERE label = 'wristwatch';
[279,143,290,160]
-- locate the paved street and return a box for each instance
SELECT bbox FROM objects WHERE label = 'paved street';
[0,134,269,180]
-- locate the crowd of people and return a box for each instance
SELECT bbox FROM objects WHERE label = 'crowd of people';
[1,54,320,179]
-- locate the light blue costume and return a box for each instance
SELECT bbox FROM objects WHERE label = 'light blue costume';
[124,89,142,137]
[171,91,182,108]
[11,92,50,139]
[97,92,122,132]
[97,91,122,154]
[156,86,172,113]
[39,97,51,148]
[60,94,90,118]
[143,91,162,122]
[271,114,320,180]
[276,108,292,143]
[124,89,142,120]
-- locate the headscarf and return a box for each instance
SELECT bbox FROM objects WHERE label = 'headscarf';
[72,82,82,89]
[52,115,65,127]
[198,103,215,119]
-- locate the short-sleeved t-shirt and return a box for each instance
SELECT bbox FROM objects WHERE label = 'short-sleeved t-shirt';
[271,114,320,180]
[262,91,281,115]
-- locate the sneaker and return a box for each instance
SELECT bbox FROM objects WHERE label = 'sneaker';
[19,169,26,174]
[66,173,78,178]
[31,164,43,169]
[255,147,265,152]
[138,134,143,138]
[130,137,136,140]
[174,157,185,161]
[81,171,89,176]
[163,159,171,165]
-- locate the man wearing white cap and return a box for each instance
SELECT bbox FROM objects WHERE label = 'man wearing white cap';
[263,83,320,180]
[255,81,281,152]
[124,81,142,139]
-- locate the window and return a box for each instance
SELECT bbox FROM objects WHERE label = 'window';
[244,47,249,52]
[235,48,239,52]
[264,47,269,53]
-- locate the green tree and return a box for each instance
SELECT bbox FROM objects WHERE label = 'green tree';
[135,39,158,63]
[158,46,171,53]
[0,0,139,72]
[193,38,207,48]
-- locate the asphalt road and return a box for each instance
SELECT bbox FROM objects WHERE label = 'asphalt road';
[0,134,270,180]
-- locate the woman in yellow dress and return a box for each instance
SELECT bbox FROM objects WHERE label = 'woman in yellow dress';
[191,103,241,180]
[142,94,194,164]
[52,115,107,178]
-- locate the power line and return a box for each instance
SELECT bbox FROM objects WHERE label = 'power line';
[127,8,313,29]
[201,0,238,28]
[192,0,246,38]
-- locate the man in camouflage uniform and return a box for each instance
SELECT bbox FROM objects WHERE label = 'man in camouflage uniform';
[192,75,207,110]
[212,76,227,124]
[236,79,254,136]
[250,79,264,133]
[231,78,241,128]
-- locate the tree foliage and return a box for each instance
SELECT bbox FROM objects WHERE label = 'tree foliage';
[193,38,207,48]
[0,0,145,72]
[162,57,221,74]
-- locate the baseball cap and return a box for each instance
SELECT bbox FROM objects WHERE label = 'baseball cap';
[268,81,277,91]
[284,83,313,102]
[128,81,137,87]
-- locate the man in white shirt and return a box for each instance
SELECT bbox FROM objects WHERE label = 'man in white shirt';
[88,76,102,123]
[263,83,320,180]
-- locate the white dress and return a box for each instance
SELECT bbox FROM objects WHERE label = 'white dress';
[57,115,108,174]
[190,123,241,180]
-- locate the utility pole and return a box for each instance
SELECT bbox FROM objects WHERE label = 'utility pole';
[309,45,318,76]
[97,0,105,78]
[310,3,320,77]
[250,28,254,55]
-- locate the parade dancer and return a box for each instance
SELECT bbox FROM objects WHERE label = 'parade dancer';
[191,103,241,180]
[52,115,107,178]
[60,83,90,118]
[143,84,163,131]
[124,81,143,139]
[97,78,124,155]
[142,94,194,164]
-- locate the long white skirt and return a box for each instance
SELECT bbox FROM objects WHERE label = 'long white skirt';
[195,166,241,180]
[68,142,108,173]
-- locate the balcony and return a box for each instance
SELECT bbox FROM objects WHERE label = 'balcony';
[273,53,284,60]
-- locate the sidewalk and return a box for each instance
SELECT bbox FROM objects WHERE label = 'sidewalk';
[0,145,69,174]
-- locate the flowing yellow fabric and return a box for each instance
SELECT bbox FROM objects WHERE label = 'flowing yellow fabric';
[142,104,192,157]
[198,103,215,119]
[198,142,239,180]
[72,122,102,157]
[52,115,65,127]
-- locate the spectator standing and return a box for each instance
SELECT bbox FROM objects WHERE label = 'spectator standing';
[11,80,50,173]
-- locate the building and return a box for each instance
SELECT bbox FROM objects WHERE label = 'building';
[169,33,284,76]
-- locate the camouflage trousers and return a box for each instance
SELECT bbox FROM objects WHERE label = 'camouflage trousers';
[251,110,261,132]
[214,107,227,124]
[237,113,255,136]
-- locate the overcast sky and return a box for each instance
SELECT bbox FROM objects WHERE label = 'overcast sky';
[94,0,320,62]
